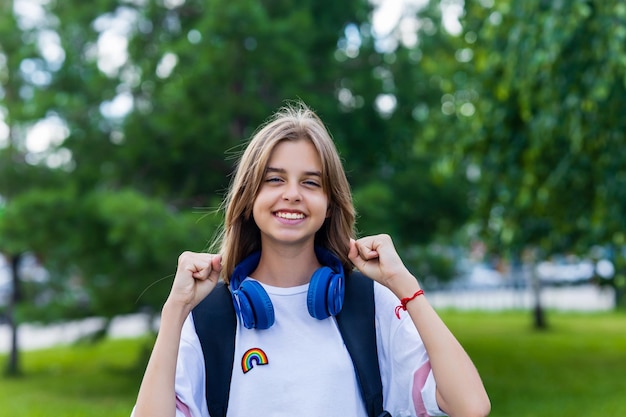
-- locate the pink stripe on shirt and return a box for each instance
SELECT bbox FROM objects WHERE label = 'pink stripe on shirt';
[176,396,193,417]
[412,361,432,417]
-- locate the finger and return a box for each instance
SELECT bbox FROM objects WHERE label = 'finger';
[355,238,379,260]
[210,254,223,274]
[349,240,378,275]
[348,239,365,268]
[348,239,359,261]
[348,239,369,263]
[189,262,210,279]
[194,274,218,297]
[191,253,223,280]
[191,271,208,280]
[185,255,214,280]
[178,252,211,270]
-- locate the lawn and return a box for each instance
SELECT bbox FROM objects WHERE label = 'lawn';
[444,310,626,417]
[0,336,150,417]
[1,310,625,416]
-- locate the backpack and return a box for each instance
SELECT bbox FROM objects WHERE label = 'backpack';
[192,271,389,417]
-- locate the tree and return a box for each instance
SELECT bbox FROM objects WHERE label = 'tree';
[109,0,373,205]
[430,0,626,322]
[346,1,474,283]
[0,0,61,375]
[0,0,213,374]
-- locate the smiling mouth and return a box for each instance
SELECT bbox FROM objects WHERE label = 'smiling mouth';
[275,211,305,220]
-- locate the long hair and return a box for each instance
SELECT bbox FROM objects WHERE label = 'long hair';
[212,102,356,284]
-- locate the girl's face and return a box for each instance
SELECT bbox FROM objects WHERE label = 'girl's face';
[252,139,329,249]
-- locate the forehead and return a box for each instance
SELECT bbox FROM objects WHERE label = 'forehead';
[266,139,322,170]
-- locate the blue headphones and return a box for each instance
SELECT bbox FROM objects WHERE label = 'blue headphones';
[230,247,345,330]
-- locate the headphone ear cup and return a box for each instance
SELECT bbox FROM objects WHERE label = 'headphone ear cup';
[233,280,275,329]
[307,266,344,319]
[326,272,344,316]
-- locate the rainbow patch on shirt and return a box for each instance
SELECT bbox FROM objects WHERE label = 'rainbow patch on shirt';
[241,348,269,374]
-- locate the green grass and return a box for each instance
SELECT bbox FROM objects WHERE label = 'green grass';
[0,336,151,417]
[1,311,625,416]
[441,310,626,417]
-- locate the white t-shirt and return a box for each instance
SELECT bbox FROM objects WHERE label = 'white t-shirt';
[137,281,446,417]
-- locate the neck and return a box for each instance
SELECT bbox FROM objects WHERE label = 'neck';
[252,241,321,287]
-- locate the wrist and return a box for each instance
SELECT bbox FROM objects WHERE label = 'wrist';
[394,288,425,319]
[386,271,421,299]
[162,298,192,327]
[396,289,424,319]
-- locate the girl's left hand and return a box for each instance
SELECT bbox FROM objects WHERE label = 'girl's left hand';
[348,234,415,290]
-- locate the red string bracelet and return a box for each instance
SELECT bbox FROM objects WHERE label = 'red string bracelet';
[395,289,424,319]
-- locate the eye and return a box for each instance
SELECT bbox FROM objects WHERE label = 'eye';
[265,176,283,183]
[303,179,321,187]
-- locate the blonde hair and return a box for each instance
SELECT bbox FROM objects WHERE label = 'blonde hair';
[213,102,356,284]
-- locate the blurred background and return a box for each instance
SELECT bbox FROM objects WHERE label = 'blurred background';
[1,0,625,416]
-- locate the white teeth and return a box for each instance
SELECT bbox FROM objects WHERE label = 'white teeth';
[276,212,305,220]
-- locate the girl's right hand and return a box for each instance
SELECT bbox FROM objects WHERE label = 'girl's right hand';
[167,251,222,314]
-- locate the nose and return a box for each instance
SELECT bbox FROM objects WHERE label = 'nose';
[282,182,302,202]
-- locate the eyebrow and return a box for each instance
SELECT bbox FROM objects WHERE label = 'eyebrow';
[266,167,322,177]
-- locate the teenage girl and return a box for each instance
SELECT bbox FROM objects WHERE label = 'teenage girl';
[132,103,490,417]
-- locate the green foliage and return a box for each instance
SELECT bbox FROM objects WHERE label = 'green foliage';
[14,0,618,359]
[354,157,470,246]
[116,0,374,205]
[402,244,458,287]
[0,186,79,257]
[353,154,469,283]
[0,186,219,320]
[1,0,474,333]
[449,0,626,255]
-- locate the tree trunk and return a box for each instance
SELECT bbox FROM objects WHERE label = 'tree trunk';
[530,261,547,330]
[5,253,22,376]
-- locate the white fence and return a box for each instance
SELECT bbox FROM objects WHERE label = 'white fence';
[427,284,615,311]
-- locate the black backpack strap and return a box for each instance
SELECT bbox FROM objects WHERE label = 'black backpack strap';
[192,282,236,417]
[336,271,385,417]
